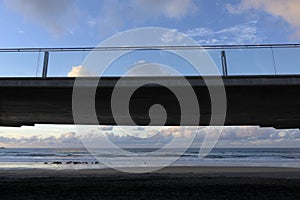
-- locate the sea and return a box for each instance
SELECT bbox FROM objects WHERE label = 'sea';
[0,148,299,170]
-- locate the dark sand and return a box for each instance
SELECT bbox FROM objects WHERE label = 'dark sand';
[0,166,299,200]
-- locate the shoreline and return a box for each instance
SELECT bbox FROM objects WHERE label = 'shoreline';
[0,166,299,199]
[1,166,300,179]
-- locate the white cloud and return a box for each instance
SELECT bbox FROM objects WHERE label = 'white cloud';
[87,20,97,27]
[226,0,300,37]
[68,66,94,77]
[126,62,180,76]
[4,0,79,37]
[161,29,186,44]
[185,21,263,45]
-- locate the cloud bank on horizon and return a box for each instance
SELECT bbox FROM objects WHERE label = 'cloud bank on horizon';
[0,126,299,148]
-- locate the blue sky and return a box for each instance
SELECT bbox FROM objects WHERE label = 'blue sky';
[1,0,300,76]
[0,0,300,148]
[1,0,300,47]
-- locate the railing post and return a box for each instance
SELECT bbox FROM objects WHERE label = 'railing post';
[42,51,49,78]
[221,50,228,76]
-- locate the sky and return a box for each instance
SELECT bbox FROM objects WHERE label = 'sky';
[2,0,300,47]
[0,0,300,148]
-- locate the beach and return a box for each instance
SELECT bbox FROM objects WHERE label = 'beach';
[0,166,299,200]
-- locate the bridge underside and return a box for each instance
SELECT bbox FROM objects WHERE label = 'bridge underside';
[0,75,300,129]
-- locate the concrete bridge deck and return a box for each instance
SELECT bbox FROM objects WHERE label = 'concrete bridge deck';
[0,75,299,129]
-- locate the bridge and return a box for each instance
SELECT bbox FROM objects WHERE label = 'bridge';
[0,44,300,129]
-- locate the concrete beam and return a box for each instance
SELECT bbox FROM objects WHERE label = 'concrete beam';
[0,75,300,129]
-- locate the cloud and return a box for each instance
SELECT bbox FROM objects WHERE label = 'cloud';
[4,0,79,37]
[107,132,174,148]
[130,0,197,19]
[99,126,114,131]
[161,29,186,44]
[0,132,82,148]
[79,126,199,148]
[96,0,197,35]
[81,126,300,148]
[215,126,300,147]
[5,0,196,38]
[185,21,263,45]
[68,66,94,77]
[126,62,180,76]
[226,0,300,37]
[1,126,299,148]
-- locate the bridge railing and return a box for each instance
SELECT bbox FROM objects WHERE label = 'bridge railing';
[1,44,300,77]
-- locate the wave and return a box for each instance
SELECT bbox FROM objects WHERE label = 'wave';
[0,148,299,162]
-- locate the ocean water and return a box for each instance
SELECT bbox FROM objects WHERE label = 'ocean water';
[0,148,299,170]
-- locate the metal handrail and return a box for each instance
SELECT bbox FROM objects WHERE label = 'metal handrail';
[1,43,300,77]
[1,43,300,52]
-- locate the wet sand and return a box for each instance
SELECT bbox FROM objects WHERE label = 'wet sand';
[0,166,299,200]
